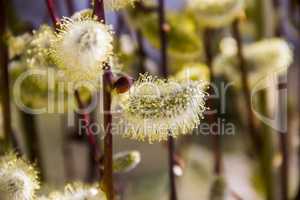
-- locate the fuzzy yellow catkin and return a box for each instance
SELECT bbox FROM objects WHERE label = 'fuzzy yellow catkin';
[50,16,114,85]
[43,182,106,200]
[186,0,244,28]
[104,0,138,10]
[113,151,141,173]
[213,37,293,89]
[0,153,40,200]
[8,32,32,59]
[175,63,211,83]
[25,25,56,68]
[120,74,208,143]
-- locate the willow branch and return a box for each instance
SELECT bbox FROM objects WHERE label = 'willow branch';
[158,0,177,200]
[231,20,262,152]
[0,0,12,149]
[92,1,114,199]
[203,28,223,175]
[46,0,60,26]
[93,0,105,21]
[102,68,114,200]
[136,30,146,74]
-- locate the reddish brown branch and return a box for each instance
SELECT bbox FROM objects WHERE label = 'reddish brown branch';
[158,0,177,200]
[158,0,168,78]
[277,78,289,200]
[0,0,12,147]
[102,67,114,200]
[46,0,60,26]
[137,30,146,74]
[92,1,114,199]
[93,0,105,22]
[203,29,223,175]
[279,132,289,200]
[231,20,262,153]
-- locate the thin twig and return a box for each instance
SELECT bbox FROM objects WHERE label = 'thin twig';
[102,68,114,200]
[279,131,289,200]
[93,0,105,21]
[231,20,262,153]
[136,30,146,74]
[296,41,300,200]
[0,0,12,149]
[274,2,290,197]
[158,0,168,77]
[158,0,177,200]
[203,28,222,175]
[93,1,114,199]
[232,19,277,200]
[46,0,60,26]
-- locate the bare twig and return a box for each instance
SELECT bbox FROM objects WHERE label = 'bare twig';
[232,19,277,200]
[136,30,146,74]
[158,0,177,199]
[93,0,105,21]
[102,68,114,200]
[92,1,114,199]
[46,0,60,26]
[231,20,262,152]
[0,0,12,149]
[203,28,223,175]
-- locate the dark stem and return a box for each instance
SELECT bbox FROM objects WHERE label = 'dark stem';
[278,78,289,200]
[203,28,222,175]
[296,43,300,200]
[231,20,262,153]
[46,0,60,26]
[167,134,177,200]
[296,53,300,200]
[158,0,177,200]
[279,132,289,200]
[93,1,114,199]
[102,68,114,200]
[136,30,146,74]
[0,0,12,148]
[93,0,105,22]
[272,1,291,199]
[65,0,75,16]
[158,0,168,78]
[232,19,275,200]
